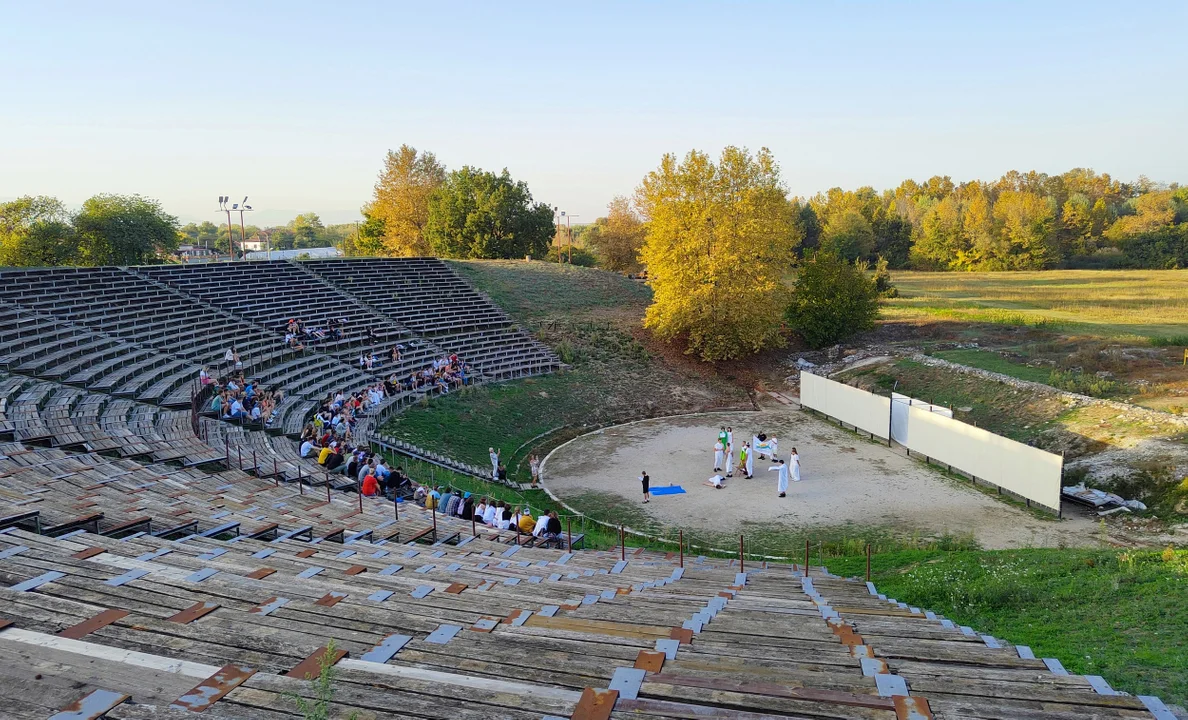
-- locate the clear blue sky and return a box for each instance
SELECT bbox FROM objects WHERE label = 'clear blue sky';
[2,1,1185,226]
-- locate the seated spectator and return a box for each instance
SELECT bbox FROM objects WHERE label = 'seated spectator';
[473,497,488,522]
[458,492,473,519]
[318,443,334,465]
[518,509,535,534]
[210,391,226,415]
[199,366,213,386]
[495,503,513,530]
[325,446,345,472]
[300,437,319,458]
[228,396,246,420]
[413,485,427,506]
[482,500,498,526]
[443,489,461,517]
[532,512,549,537]
[361,472,379,497]
[497,463,508,484]
[543,511,563,544]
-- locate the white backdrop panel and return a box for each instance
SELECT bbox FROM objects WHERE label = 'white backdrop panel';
[902,404,1062,509]
[800,371,891,439]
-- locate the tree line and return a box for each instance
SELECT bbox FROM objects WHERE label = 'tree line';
[356,145,554,259]
[178,213,356,254]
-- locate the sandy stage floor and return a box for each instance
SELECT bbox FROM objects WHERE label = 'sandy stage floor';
[542,410,1098,550]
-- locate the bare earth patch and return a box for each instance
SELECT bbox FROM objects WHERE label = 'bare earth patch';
[543,410,1100,550]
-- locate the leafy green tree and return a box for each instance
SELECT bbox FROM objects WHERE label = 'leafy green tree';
[637,146,799,361]
[786,251,879,348]
[913,195,964,269]
[74,194,178,266]
[821,208,875,261]
[291,213,327,248]
[425,167,554,259]
[0,196,78,267]
[871,212,913,269]
[791,200,822,253]
[364,144,445,256]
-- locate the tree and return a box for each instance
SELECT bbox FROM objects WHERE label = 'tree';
[424,167,554,259]
[821,208,875,261]
[993,190,1057,268]
[363,145,445,256]
[785,252,879,348]
[586,196,646,272]
[290,213,326,248]
[913,195,964,269]
[0,196,78,267]
[871,212,913,269]
[74,194,178,266]
[637,146,799,361]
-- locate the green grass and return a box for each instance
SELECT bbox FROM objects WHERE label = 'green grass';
[888,270,1188,341]
[827,547,1188,707]
[933,349,1054,384]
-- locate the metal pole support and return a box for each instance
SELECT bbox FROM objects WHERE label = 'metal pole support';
[620,524,625,562]
[679,529,684,568]
[567,517,572,551]
[804,539,810,577]
[866,544,871,582]
[739,534,744,573]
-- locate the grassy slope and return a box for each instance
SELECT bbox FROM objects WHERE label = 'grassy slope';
[887,269,1188,342]
[384,261,749,483]
[828,547,1188,707]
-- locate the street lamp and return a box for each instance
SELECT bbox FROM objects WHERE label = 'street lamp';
[218,196,236,260]
[559,211,580,264]
[235,197,253,261]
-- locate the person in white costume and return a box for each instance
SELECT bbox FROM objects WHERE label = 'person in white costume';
[705,474,725,489]
[791,447,801,483]
[489,447,500,480]
[769,457,789,497]
[713,440,725,472]
[725,444,734,476]
[742,441,753,479]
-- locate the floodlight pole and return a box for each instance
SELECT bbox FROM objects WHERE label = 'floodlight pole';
[236,197,251,262]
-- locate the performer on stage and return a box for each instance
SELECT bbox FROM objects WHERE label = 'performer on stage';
[741,441,753,479]
[713,439,725,472]
[769,457,789,497]
[791,447,801,483]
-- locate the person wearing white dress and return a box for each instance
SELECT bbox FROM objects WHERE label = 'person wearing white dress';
[713,441,725,472]
[769,457,789,497]
[791,448,801,482]
[489,447,500,480]
[743,441,754,479]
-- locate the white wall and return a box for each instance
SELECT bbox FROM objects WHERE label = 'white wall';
[801,371,1062,511]
[800,371,891,440]
[898,403,1062,510]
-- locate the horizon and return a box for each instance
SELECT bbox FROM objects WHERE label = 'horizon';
[3,1,1185,226]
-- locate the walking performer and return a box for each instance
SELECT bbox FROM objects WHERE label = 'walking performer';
[791,447,801,482]
[769,456,790,497]
[741,441,753,479]
[718,426,729,453]
[725,442,734,476]
[713,439,725,472]
[640,470,651,503]
[726,426,734,454]
[489,447,500,480]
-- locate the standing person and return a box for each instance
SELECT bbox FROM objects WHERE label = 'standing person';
[713,440,725,472]
[529,454,541,487]
[791,447,801,483]
[224,347,234,373]
[489,447,500,480]
[718,426,729,454]
[740,441,752,479]
[769,457,789,498]
[640,470,650,503]
[726,426,734,455]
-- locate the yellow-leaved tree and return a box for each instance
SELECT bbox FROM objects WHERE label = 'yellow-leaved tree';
[362,145,445,257]
[636,147,800,361]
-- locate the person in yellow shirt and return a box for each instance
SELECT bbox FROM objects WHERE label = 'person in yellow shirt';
[518,509,535,534]
[317,444,333,465]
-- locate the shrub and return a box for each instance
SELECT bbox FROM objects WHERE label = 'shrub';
[786,251,879,348]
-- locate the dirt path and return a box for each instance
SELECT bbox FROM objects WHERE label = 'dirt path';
[543,410,1101,550]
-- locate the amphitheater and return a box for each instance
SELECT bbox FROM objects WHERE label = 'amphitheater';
[0,258,1173,719]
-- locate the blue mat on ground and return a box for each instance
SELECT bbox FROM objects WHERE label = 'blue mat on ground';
[650,485,686,496]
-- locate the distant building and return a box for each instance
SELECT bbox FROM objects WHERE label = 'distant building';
[240,238,268,252]
[176,244,221,262]
[245,246,342,261]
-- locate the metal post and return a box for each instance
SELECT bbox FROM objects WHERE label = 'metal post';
[516,523,521,545]
[253,450,257,475]
[225,437,229,465]
[471,511,476,536]
[358,489,363,513]
[237,446,242,470]
[326,480,331,503]
[804,539,810,577]
[432,501,437,538]
[567,517,572,551]
[394,496,399,519]
[866,544,871,582]
[679,529,684,568]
